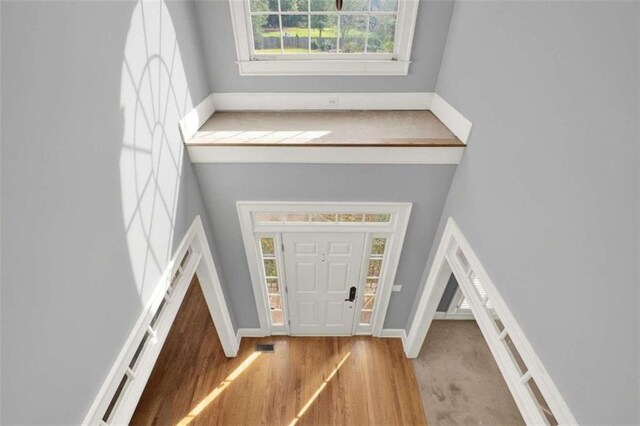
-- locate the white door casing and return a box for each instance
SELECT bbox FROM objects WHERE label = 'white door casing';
[283,232,365,335]
[237,202,413,336]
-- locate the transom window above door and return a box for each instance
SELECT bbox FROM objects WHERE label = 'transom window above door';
[254,211,391,225]
[228,0,420,75]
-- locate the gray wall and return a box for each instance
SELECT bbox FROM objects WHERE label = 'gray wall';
[436,273,457,312]
[194,0,454,93]
[410,1,639,424]
[0,1,224,424]
[193,164,455,329]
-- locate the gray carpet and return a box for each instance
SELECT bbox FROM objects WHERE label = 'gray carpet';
[413,320,525,426]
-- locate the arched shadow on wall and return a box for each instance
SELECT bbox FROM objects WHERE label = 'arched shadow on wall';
[119,0,194,301]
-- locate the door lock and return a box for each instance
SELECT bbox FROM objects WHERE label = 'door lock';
[345,286,356,302]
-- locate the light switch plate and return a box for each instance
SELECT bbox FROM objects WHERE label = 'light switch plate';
[392,285,402,292]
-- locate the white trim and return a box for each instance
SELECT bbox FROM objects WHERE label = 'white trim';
[228,0,420,76]
[178,93,216,142]
[210,92,433,111]
[433,311,475,320]
[430,93,473,144]
[405,218,577,425]
[82,216,236,426]
[236,60,411,76]
[236,328,266,337]
[236,202,412,337]
[380,329,408,352]
[184,92,472,164]
[187,146,464,165]
[235,327,267,350]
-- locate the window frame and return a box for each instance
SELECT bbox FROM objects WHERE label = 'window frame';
[228,0,420,76]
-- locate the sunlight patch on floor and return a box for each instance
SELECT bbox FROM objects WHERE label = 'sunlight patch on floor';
[288,351,352,426]
[176,351,262,426]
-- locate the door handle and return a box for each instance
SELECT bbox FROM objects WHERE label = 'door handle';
[345,286,356,302]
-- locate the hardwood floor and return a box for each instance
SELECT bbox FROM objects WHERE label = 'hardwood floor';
[131,279,426,426]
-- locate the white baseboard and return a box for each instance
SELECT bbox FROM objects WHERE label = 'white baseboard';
[178,93,216,141]
[236,328,266,338]
[235,328,268,352]
[430,93,473,144]
[211,92,433,111]
[433,312,475,320]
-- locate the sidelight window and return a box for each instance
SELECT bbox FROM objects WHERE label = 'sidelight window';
[259,237,285,325]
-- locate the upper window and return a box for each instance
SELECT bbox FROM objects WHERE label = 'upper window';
[229,0,419,75]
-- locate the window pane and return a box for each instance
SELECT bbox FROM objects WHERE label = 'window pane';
[338,213,364,223]
[367,15,395,53]
[339,15,367,53]
[493,317,505,333]
[456,248,470,272]
[264,259,278,277]
[360,310,372,324]
[255,212,283,223]
[342,0,369,11]
[281,0,306,11]
[310,0,335,11]
[503,334,528,376]
[469,271,487,299]
[269,295,282,310]
[260,237,275,255]
[282,15,309,53]
[311,213,337,222]
[371,237,387,255]
[526,378,559,426]
[365,278,378,295]
[250,0,278,12]
[271,309,284,325]
[285,213,309,222]
[311,15,338,53]
[267,278,280,293]
[362,295,375,310]
[371,0,397,11]
[253,15,282,53]
[459,296,470,310]
[367,259,382,277]
[364,213,391,222]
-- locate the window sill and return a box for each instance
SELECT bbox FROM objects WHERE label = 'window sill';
[237,59,410,76]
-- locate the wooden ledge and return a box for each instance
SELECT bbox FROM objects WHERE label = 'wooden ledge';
[186,110,463,147]
[185,110,465,164]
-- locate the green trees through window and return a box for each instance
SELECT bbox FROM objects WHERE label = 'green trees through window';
[250,0,398,55]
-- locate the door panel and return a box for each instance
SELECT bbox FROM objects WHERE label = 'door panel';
[283,232,365,335]
[295,263,318,292]
[327,263,350,292]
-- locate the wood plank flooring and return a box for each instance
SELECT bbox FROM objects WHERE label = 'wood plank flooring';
[131,279,426,426]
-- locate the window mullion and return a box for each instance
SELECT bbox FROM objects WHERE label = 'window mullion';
[337,12,341,53]
[277,0,284,54]
[307,1,311,53]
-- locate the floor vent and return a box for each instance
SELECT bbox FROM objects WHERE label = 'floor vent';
[256,344,275,352]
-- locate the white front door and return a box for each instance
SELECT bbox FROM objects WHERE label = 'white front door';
[283,232,365,335]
